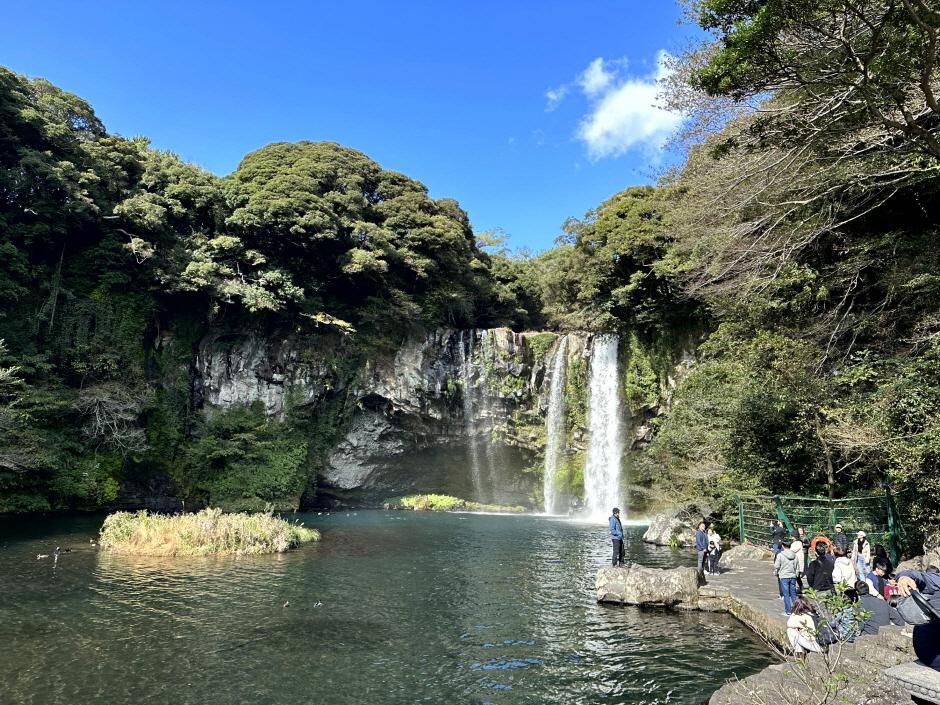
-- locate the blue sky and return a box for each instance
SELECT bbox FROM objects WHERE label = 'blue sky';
[1,1,697,252]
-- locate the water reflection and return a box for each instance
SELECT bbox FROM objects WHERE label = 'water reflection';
[0,512,772,705]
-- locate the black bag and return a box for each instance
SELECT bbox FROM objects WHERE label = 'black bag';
[897,591,939,626]
[813,615,839,646]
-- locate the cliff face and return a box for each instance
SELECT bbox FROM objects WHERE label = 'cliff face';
[184,326,694,511]
[191,329,558,508]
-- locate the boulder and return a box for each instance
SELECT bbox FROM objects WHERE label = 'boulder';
[642,506,695,546]
[595,564,700,606]
[719,542,773,567]
[896,530,940,573]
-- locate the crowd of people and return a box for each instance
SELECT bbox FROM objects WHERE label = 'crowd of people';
[607,509,939,669]
[765,520,939,670]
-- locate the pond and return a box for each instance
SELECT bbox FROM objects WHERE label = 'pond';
[0,511,772,705]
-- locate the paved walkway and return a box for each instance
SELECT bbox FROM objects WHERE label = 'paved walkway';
[696,558,789,646]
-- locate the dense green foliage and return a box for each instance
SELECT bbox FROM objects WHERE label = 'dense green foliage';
[626,1,940,544]
[2,11,939,551]
[0,66,534,513]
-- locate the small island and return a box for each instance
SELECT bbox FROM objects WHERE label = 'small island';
[98,508,319,556]
[386,494,525,513]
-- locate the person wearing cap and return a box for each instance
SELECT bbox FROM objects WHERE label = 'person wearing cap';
[832,523,848,553]
[608,508,625,567]
[851,530,871,579]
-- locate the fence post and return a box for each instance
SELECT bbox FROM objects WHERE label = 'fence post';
[738,498,745,545]
[884,484,904,564]
[774,495,794,534]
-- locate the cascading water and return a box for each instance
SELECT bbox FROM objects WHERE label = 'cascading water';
[542,335,568,514]
[458,330,486,501]
[583,335,624,519]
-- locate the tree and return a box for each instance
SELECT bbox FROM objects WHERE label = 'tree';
[691,0,940,160]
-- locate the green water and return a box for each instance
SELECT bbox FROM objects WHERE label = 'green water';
[0,511,772,704]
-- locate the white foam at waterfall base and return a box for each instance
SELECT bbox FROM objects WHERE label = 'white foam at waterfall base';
[542,334,568,514]
[582,335,624,520]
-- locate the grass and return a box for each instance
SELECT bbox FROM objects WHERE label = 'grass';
[386,494,525,513]
[98,507,319,556]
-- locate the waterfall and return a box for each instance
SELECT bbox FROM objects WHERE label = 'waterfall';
[583,335,624,519]
[458,330,486,501]
[543,335,568,514]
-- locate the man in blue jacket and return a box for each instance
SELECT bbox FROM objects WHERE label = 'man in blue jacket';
[695,520,708,578]
[609,508,624,567]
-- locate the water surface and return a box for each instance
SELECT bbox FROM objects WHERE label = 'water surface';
[0,511,772,704]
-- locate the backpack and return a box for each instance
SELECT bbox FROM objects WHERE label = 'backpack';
[813,616,839,646]
[897,591,940,626]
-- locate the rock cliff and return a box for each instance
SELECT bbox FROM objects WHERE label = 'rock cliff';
[182,326,694,510]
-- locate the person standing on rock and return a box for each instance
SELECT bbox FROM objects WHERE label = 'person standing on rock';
[792,526,810,567]
[805,542,835,593]
[609,508,625,567]
[706,523,722,575]
[694,521,708,578]
[832,523,849,553]
[770,520,787,555]
[851,530,871,579]
[774,541,801,615]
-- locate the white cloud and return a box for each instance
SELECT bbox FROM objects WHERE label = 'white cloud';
[576,51,683,160]
[545,85,568,112]
[577,57,616,98]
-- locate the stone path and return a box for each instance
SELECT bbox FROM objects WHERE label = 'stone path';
[699,557,938,705]
[595,551,936,702]
[697,558,789,646]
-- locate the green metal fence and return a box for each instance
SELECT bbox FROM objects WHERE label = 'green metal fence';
[737,493,905,562]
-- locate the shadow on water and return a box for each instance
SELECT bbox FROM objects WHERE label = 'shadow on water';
[0,511,772,705]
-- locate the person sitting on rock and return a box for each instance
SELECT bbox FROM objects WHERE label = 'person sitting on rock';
[873,543,894,575]
[865,557,892,599]
[896,569,940,671]
[854,580,903,635]
[787,596,824,659]
[805,542,835,593]
[608,508,625,567]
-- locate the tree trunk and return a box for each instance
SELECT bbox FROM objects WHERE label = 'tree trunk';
[814,415,836,500]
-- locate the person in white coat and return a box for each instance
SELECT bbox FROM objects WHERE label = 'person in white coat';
[787,596,824,658]
[831,544,857,587]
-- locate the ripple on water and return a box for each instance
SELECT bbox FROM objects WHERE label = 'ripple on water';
[0,512,773,705]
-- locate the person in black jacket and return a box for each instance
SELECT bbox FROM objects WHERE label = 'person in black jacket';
[771,520,788,554]
[855,581,903,635]
[805,542,835,593]
[832,523,849,553]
